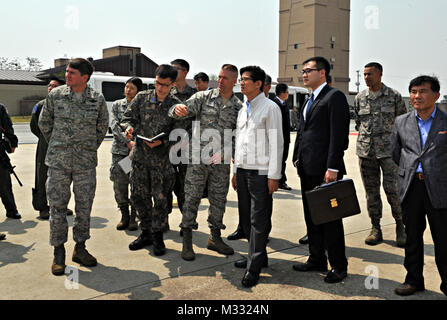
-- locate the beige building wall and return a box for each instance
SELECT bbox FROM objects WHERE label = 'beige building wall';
[0,84,47,116]
[103,46,141,76]
[278,0,350,94]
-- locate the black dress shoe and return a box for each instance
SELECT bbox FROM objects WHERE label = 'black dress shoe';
[6,211,21,219]
[241,271,260,288]
[66,209,74,216]
[234,258,268,269]
[293,261,327,272]
[324,268,347,283]
[227,229,245,241]
[278,183,292,190]
[299,234,308,245]
[0,233,6,241]
[394,283,425,296]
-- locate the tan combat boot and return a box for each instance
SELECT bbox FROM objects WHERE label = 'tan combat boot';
[365,227,383,245]
[181,228,195,261]
[72,241,97,267]
[207,228,234,255]
[396,220,407,248]
[365,219,383,245]
[51,245,66,276]
[128,207,138,231]
[116,206,130,230]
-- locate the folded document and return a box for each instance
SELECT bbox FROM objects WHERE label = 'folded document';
[118,156,132,174]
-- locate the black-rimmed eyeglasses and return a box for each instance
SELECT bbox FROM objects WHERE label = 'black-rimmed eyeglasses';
[300,68,321,75]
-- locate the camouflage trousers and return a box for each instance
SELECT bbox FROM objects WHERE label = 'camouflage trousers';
[130,161,175,233]
[359,157,402,221]
[167,164,187,214]
[47,167,96,247]
[181,164,230,230]
[110,153,131,209]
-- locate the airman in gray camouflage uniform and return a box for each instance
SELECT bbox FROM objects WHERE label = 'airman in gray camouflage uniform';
[110,77,143,231]
[354,62,408,247]
[39,58,109,275]
[169,64,243,261]
[121,65,180,256]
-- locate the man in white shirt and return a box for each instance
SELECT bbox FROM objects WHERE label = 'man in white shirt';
[232,65,284,287]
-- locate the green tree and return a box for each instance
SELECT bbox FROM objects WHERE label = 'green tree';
[25,57,43,71]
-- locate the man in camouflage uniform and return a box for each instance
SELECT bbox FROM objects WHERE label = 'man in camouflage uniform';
[110,77,143,231]
[121,65,180,256]
[39,58,109,275]
[169,64,243,261]
[30,77,74,220]
[354,62,408,247]
[166,59,197,227]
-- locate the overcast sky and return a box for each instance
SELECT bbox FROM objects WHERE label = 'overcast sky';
[1,0,446,98]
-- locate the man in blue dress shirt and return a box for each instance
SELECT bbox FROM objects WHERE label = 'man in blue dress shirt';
[392,75,447,297]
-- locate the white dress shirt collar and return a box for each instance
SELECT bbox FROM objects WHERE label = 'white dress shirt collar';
[276,96,285,104]
[310,82,327,100]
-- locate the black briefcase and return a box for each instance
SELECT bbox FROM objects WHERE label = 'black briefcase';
[305,179,361,225]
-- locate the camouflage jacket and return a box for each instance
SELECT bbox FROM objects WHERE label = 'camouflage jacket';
[110,98,132,156]
[354,83,407,158]
[171,84,197,103]
[168,88,243,163]
[171,84,197,133]
[38,85,109,171]
[121,89,181,169]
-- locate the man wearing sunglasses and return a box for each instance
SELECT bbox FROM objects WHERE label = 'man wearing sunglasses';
[122,64,181,257]
[291,56,350,284]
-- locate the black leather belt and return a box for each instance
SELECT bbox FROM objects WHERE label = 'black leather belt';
[415,173,424,180]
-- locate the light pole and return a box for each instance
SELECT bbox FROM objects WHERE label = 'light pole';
[355,70,361,93]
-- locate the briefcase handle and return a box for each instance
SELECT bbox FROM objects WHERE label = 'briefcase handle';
[312,179,349,190]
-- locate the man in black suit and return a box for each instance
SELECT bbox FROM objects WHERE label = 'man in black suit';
[291,56,350,283]
[273,83,292,190]
[392,75,447,297]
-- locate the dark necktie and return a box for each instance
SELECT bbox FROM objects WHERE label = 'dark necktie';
[305,93,315,121]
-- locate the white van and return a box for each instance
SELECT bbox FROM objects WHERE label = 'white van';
[87,72,155,133]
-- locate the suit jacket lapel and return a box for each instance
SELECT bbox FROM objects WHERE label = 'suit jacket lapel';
[410,113,423,155]
[306,84,329,124]
[422,109,441,153]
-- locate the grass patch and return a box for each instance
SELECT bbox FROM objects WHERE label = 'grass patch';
[11,116,31,124]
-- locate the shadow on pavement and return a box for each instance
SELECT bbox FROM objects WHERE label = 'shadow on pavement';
[0,219,38,235]
[0,241,35,268]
